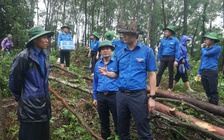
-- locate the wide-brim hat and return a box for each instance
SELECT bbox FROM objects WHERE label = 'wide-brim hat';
[26,26,54,47]
[117,19,143,35]
[61,25,70,29]
[163,25,175,34]
[92,32,100,39]
[203,32,220,43]
[98,40,115,51]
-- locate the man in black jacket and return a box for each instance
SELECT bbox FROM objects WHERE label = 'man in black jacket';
[9,26,54,140]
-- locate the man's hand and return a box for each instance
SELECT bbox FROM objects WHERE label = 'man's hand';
[201,43,206,48]
[174,61,178,67]
[148,98,155,113]
[1,48,4,51]
[99,64,107,75]
[96,54,99,60]
[58,46,61,51]
[182,59,185,63]
[158,61,160,66]
[93,100,97,107]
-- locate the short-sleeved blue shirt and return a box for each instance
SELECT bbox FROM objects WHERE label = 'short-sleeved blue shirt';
[57,32,73,47]
[112,39,126,56]
[115,41,157,90]
[92,58,118,100]
[90,40,100,52]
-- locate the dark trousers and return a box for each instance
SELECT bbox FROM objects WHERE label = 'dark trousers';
[174,64,188,83]
[97,92,118,139]
[19,121,49,140]
[156,55,175,89]
[60,51,70,67]
[201,70,219,105]
[91,51,97,73]
[116,90,152,140]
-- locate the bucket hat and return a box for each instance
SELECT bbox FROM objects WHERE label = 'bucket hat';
[117,19,143,35]
[203,32,220,43]
[163,25,175,34]
[92,32,100,39]
[26,26,54,47]
[98,40,115,51]
[104,31,117,41]
[61,25,70,29]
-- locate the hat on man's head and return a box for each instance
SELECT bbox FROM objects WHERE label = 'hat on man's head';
[163,25,176,34]
[117,19,143,35]
[92,32,100,39]
[203,32,220,43]
[104,31,117,41]
[98,40,115,51]
[26,26,54,47]
[61,25,70,29]
[7,34,12,38]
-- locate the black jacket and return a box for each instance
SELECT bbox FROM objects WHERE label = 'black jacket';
[9,47,51,122]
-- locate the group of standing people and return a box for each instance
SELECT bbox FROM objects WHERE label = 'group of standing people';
[8,19,222,140]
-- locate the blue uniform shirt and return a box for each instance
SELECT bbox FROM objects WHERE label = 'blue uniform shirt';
[33,47,45,76]
[115,42,157,90]
[92,57,118,100]
[198,45,221,74]
[158,36,180,62]
[112,39,126,56]
[90,40,100,51]
[57,32,73,47]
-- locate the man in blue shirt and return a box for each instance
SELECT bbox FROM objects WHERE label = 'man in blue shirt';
[99,20,157,140]
[92,40,118,140]
[9,26,53,140]
[156,25,180,92]
[57,25,73,73]
[88,32,100,76]
[197,32,221,105]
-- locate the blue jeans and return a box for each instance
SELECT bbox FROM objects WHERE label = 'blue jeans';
[97,92,118,139]
[116,90,153,140]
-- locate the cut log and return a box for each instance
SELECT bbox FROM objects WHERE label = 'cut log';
[155,89,224,117]
[155,102,224,138]
[51,64,92,81]
[156,98,224,126]
[49,76,92,94]
[153,110,224,140]
[49,87,103,140]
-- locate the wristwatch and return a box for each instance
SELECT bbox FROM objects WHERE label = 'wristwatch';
[148,94,156,99]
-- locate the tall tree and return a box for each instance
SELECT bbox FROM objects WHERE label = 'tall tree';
[161,0,167,27]
[183,0,188,35]
[146,0,153,46]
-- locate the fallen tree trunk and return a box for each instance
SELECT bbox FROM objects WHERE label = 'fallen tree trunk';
[155,102,224,138]
[51,64,92,81]
[153,110,224,140]
[49,87,103,140]
[155,89,224,117]
[49,76,92,94]
[156,98,224,126]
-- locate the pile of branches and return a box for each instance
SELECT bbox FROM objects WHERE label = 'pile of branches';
[49,65,224,140]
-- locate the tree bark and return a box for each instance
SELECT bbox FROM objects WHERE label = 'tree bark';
[161,0,167,27]
[201,2,208,44]
[146,0,153,46]
[49,87,103,140]
[154,110,224,140]
[62,0,67,25]
[155,102,224,138]
[183,0,188,35]
[84,0,87,46]
[119,0,123,23]
[155,89,224,117]
[190,14,200,56]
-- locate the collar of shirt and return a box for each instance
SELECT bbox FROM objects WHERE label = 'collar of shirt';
[165,36,174,40]
[32,46,45,57]
[124,41,142,51]
[99,57,115,64]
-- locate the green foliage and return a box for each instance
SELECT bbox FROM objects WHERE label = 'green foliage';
[0,51,15,97]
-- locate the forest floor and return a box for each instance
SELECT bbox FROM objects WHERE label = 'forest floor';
[1,48,224,140]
